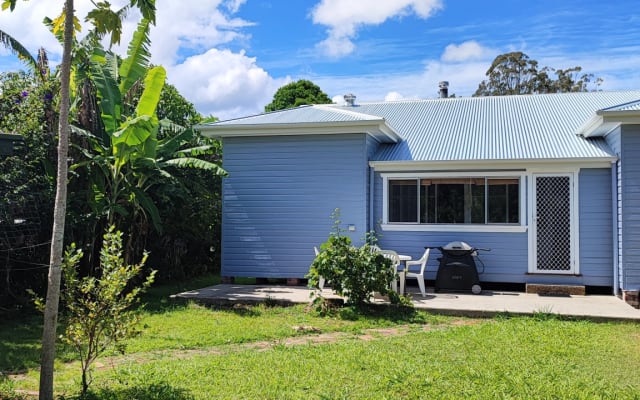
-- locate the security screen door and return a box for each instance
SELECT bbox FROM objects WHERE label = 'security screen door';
[533,174,575,274]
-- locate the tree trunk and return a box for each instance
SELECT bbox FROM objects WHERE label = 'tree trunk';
[38,1,74,399]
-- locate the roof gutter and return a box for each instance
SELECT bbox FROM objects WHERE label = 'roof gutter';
[369,157,617,172]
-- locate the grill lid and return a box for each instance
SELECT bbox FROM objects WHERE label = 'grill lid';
[442,241,473,251]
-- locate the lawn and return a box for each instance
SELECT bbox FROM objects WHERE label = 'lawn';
[1,275,639,399]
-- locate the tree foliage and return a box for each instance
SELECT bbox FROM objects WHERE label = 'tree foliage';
[264,79,332,112]
[474,51,602,96]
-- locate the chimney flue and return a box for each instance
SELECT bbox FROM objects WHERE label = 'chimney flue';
[438,81,449,98]
[344,93,356,106]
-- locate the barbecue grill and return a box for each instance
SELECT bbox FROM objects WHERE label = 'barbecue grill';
[429,241,489,294]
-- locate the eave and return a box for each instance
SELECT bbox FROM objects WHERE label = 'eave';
[577,109,640,138]
[197,119,401,143]
[369,157,617,172]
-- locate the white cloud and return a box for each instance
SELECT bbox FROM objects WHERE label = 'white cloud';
[0,0,279,120]
[168,49,287,120]
[314,57,490,102]
[311,0,443,58]
[224,0,247,14]
[442,41,493,62]
[146,0,253,67]
[331,94,345,105]
[384,91,405,101]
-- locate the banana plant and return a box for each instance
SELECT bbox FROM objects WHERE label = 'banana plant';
[70,18,225,259]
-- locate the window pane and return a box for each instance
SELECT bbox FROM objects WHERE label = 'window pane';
[389,180,417,222]
[488,179,519,223]
[470,181,485,223]
[420,180,435,223]
[436,184,465,223]
[508,183,519,223]
[391,176,520,225]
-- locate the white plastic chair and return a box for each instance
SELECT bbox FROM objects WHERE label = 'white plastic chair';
[313,246,326,290]
[379,249,401,294]
[405,248,430,297]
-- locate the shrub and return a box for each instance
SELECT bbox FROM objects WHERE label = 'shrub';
[307,210,399,306]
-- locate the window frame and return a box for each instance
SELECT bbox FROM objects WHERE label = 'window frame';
[381,172,527,233]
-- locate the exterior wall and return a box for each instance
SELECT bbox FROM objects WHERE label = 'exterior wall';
[620,125,640,290]
[577,168,613,286]
[221,133,370,279]
[372,172,529,283]
[372,169,615,286]
[365,135,381,232]
[605,127,623,291]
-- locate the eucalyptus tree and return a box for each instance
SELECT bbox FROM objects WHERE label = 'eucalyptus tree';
[474,51,601,96]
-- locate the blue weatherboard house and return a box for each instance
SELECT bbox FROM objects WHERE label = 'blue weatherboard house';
[199,91,640,306]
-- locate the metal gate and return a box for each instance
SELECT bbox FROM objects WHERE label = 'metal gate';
[532,174,575,273]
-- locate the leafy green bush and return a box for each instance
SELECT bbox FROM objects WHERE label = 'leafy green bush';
[307,210,400,306]
[57,226,155,395]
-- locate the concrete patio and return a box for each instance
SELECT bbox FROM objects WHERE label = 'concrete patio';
[174,284,640,322]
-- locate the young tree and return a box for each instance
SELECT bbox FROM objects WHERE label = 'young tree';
[264,79,333,112]
[474,51,601,96]
[40,226,155,396]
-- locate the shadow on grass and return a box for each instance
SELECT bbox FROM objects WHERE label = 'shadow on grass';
[309,297,427,324]
[66,383,194,400]
[0,313,44,373]
[140,274,221,314]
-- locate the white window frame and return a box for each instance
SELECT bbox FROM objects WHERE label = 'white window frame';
[381,172,527,233]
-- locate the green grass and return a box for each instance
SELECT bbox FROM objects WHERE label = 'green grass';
[1,275,639,399]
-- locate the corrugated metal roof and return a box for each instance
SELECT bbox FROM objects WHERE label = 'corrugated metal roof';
[601,99,640,112]
[206,105,382,126]
[207,91,640,162]
[350,91,640,161]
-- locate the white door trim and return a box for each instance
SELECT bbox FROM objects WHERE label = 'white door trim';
[528,172,580,275]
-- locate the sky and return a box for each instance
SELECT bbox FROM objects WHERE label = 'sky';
[1,0,640,120]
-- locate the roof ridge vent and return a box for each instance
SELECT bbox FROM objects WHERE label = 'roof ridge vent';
[438,81,449,98]
[344,93,356,106]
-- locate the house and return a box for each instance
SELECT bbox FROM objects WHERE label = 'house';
[198,90,640,307]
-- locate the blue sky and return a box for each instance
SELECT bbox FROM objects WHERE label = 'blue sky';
[1,0,640,120]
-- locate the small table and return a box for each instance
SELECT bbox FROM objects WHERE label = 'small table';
[397,255,412,295]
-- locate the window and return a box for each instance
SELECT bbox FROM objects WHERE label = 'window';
[387,177,520,225]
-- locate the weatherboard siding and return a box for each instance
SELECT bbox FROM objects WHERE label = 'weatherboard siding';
[620,125,640,290]
[604,128,624,290]
[221,134,370,278]
[371,169,614,286]
[578,168,613,286]
[372,172,529,284]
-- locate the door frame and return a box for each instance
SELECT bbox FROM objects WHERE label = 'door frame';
[528,170,580,275]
